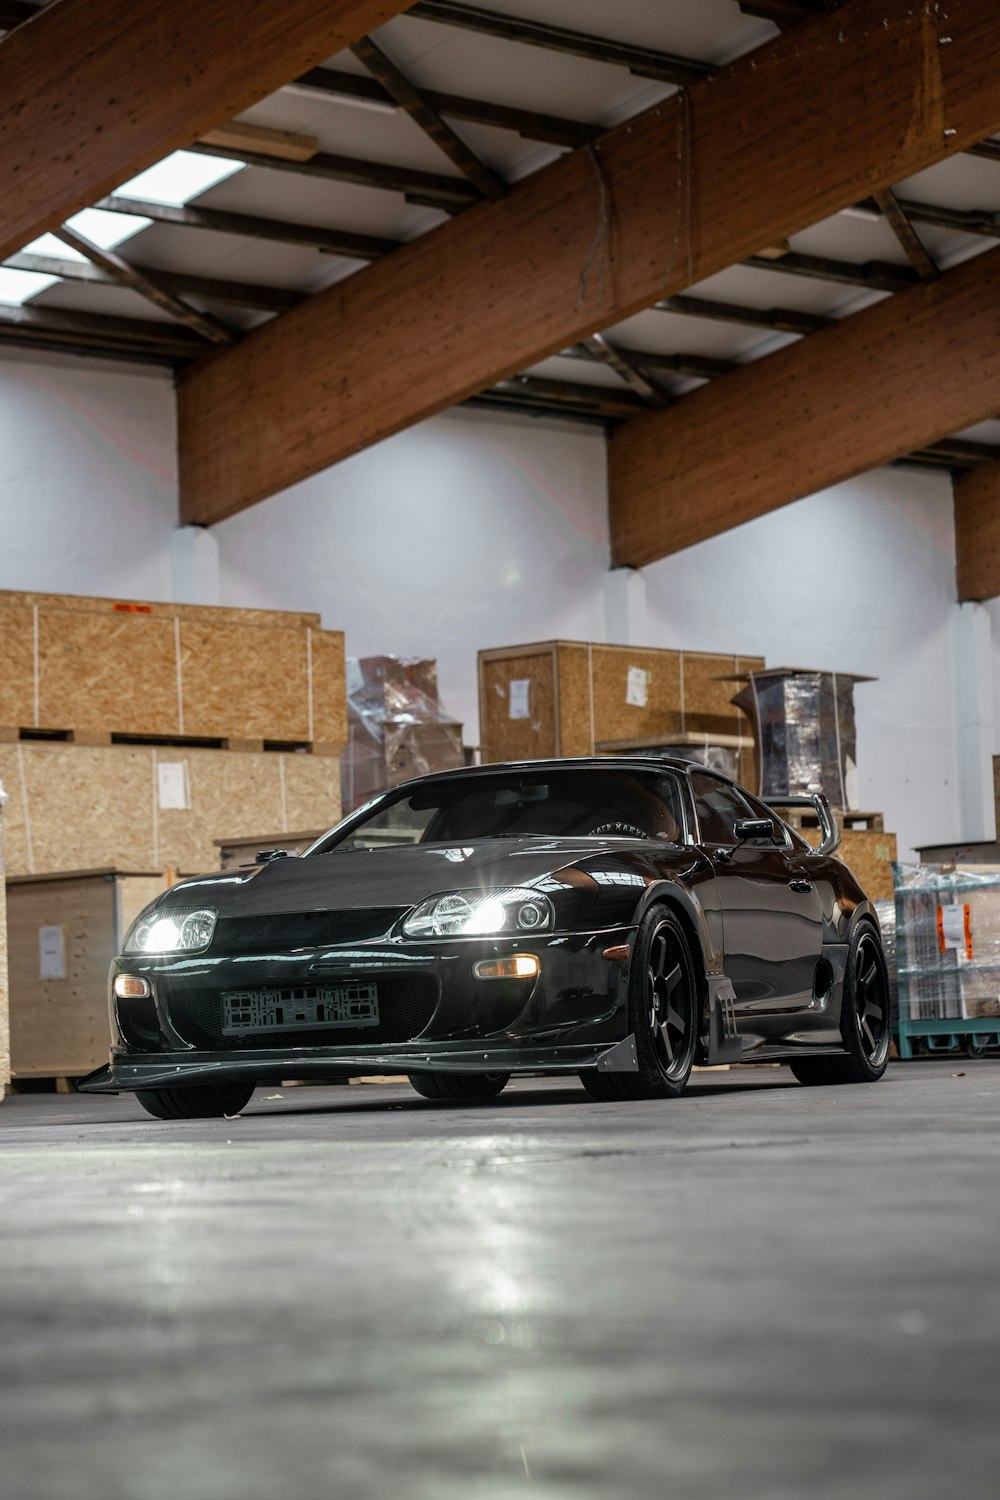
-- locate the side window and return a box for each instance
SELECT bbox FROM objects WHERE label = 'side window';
[689,771,754,847]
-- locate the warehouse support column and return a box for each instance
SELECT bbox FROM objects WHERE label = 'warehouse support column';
[953,604,996,843]
[0,781,9,1102]
[603,568,648,647]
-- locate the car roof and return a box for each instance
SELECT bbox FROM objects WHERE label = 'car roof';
[394,755,733,790]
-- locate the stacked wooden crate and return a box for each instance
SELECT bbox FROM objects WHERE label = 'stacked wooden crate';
[0,783,8,1100]
[0,590,347,1082]
[478,640,763,786]
[0,590,346,876]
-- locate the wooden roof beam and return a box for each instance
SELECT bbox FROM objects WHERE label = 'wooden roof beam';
[0,0,417,264]
[177,0,1000,525]
[407,1,714,85]
[609,244,1000,567]
[956,461,1000,599]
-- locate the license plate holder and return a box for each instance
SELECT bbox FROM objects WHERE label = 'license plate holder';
[221,982,379,1035]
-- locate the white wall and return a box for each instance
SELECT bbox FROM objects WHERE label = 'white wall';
[0,347,990,859]
[214,406,614,731]
[0,348,177,600]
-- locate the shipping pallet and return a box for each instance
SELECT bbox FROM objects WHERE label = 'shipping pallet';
[0,726,340,755]
[895,1018,1000,1059]
[9,1076,79,1093]
[778,804,884,833]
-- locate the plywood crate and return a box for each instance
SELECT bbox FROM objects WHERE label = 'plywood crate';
[215,829,322,871]
[594,730,758,794]
[6,868,168,1078]
[0,589,346,749]
[0,741,342,878]
[478,641,764,763]
[0,783,9,1100]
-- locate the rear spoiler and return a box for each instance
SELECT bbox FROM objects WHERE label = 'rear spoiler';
[766,792,840,857]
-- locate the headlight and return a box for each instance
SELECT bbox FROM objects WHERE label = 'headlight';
[402,888,553,939]
[123,908,217,955]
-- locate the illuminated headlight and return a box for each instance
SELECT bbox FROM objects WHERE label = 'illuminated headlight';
[402,888,554,939]
[123,909,217,955]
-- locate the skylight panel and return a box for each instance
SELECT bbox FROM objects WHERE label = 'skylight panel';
[22,208,153,263]
[0,267,60,305]
[116,150,244,207]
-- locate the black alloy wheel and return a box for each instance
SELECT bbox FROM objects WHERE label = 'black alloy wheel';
[790,922,891,1086]
[408,1072,510,1102]
[135,1081,256,1120]
[580,905,699,1101]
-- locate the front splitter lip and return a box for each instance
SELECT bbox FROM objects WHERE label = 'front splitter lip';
[79,1040,623,1093]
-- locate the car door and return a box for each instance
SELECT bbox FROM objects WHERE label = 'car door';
[688,770,825,1023]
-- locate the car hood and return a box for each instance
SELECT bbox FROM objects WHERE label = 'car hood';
[160,837,651,917]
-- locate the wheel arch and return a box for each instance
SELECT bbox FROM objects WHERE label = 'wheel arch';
[634,880,713,1034]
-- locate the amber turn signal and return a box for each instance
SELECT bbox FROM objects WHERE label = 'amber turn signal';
[473,955,540,980]
[602,944,631,962]
[114,974,151,1000]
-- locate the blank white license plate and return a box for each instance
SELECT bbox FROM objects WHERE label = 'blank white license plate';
[221,983,379,1035]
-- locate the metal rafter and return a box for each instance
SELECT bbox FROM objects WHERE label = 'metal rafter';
[293,67,597,149]
[0,303,208,364]
[95,193,400,261]
[407,1,713,85]
[7,250,303,313]
[743,250,918,293]
[581,335,671,407]
[184,140,478,211]
[738,2,839,28]
[656,294,831,336]
[349,36,506,201]
[52,228,239,343]
[873,189,938,281]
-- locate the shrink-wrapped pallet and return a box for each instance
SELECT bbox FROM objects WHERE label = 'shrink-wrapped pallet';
[341,656,463,813]
[894,864,1000,1023]
[0,781,8,1100]
[731,668,872,808]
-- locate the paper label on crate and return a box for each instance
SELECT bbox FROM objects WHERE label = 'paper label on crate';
[39,925,65,980]
[157,760,189,810]
[626,666,650,709]
[508,679,531,720]
[938,902,973,959]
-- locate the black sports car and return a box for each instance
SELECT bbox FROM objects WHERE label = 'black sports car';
[81,757,891,1118]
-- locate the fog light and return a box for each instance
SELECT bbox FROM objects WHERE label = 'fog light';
[473,955,540,980]
[114,974,151,1000]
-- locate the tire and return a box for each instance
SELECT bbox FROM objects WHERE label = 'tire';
[789,921,891,1087]
[135,1081,256,1120]
[408,1072,510,1102]
[579,905,699,1102]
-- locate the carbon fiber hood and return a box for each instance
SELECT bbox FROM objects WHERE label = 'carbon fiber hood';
[156,837,643,916]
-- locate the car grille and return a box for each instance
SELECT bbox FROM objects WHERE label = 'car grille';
[210,908,408,955]
[161,973,439,1050]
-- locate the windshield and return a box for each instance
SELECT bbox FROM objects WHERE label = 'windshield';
[314,767,687,853]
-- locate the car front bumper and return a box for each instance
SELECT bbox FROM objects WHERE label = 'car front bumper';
[80,927,636,1094]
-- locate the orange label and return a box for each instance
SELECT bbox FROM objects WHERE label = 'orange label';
[112,602,153,614]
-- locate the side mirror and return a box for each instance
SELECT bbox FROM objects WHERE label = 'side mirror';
[733,817,774,842]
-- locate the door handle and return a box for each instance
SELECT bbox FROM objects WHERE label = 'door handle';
[788,878,813,893]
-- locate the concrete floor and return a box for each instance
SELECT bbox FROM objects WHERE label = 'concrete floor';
[1,1061,999,1500]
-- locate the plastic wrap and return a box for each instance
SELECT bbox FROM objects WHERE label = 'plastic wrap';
[873,898,898,1026]
[733,669,867,807]
[894,863,1000,1024]
[341,656,464,813]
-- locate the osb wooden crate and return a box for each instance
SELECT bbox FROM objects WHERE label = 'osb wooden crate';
[0,589,346,748]
[798,825,898,903]
[5,868,166,1078]
[478,641,764,763]
[0,741,342,877]
[0,788,9,1099]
